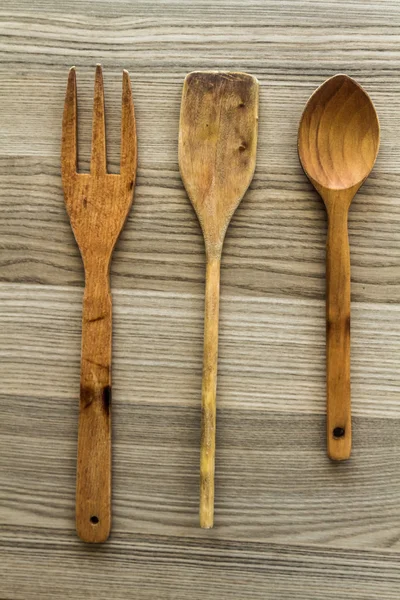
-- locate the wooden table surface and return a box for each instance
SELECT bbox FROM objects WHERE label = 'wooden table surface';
[1,1,400,598]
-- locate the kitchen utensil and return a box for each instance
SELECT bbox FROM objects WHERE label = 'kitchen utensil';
[179,71,259,527]
[61,65,137,541]
[298,74,379,460]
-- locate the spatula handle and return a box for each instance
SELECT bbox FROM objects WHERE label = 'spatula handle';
[326,203,351,461]
[200,256,221,528]
[76,273,112,542]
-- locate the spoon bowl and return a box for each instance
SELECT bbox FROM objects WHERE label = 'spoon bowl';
[298,74,379,192]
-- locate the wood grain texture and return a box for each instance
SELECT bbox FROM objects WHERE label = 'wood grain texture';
[179,71,258,528]
[1,0,400,597]
[298,74,380,461]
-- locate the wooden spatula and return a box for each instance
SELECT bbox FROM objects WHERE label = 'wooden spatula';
[179,71,259,528]
[61,65,137,542]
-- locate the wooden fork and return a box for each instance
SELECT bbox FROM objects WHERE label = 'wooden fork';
[61,65,137,542]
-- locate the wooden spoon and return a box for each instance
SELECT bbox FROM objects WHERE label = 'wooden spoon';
[298,74,380,460]
[179,71,259,527]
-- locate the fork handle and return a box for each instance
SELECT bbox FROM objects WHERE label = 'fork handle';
[326,201,351,461]
[76,274,112,542]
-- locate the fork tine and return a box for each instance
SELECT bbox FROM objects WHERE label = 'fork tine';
[120,70,137,179]
[61,66,77,178]
[91,64,107,175]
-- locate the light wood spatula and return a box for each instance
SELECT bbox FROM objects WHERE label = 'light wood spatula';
[61,65,137,542]
[298,75,380,460]
[179,71,259,528]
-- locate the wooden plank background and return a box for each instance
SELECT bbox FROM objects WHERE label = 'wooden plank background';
[1,0,400,597]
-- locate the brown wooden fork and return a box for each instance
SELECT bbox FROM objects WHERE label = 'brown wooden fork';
[61,65,137,542]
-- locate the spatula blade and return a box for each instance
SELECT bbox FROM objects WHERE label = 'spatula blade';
[179,71,259,252]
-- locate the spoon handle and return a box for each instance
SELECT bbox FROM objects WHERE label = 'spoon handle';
[200,255,221,528]
[325,201,352,460]
[76,270,112,542]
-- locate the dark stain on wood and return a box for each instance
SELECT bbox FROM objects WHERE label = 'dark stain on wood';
[87,314,105,323]
[346,315,351,333]
[80,385,94,409]
[102,385,111,416]
[326,317,351,336]
[80,385,111,416]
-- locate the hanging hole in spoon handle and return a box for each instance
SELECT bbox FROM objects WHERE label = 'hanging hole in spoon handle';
[333,427,345,438]
[328,422,352,461]
[328,423,352,461]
